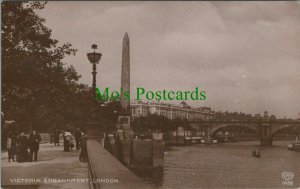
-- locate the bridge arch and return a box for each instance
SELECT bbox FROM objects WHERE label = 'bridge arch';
[210,123,259,136]
[271,124,300,137]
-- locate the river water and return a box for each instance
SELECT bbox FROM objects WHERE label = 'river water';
[150,141,300,188]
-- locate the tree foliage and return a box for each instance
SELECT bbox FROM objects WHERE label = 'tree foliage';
[101,101,122,132]
[2,2,91,132]
[171,117,192,130]
[131,114,172,134]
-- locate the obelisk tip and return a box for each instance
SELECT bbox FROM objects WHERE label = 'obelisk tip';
[124,32,129,39]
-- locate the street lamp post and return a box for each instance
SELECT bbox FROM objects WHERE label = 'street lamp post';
[87,44,102,94]
[85,44,102,140]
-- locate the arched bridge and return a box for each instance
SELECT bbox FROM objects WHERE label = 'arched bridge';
[189,119,300,146]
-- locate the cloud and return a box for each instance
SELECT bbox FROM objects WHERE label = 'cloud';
[37,1,300,118]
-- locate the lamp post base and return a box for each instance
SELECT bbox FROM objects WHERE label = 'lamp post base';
[85,122,102,141]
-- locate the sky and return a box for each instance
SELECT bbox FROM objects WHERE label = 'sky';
[37,1,300,118]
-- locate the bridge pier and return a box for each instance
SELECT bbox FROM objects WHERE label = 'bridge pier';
[260,111,272,146]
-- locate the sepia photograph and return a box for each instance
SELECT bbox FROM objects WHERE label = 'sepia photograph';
[1,1,300,189]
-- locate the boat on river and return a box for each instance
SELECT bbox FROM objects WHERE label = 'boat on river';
[201,137,218,145]
[288,136,300,152]
[288,143,300,151]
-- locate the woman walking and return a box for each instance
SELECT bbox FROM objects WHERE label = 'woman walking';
[16,131,29,162]
[7,132,16,162]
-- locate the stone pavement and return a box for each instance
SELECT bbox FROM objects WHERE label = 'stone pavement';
[1,143,89,189]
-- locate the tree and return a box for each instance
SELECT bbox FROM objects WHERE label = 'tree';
[171,118,192,131]
[2,2,91,132]
[101,101,122,132]
[131,114,172,135]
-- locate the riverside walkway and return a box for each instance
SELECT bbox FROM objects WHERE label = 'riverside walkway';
[2,137,152,189]
[1,143,89,189]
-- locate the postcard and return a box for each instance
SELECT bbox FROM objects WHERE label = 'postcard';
[1,1,300,189]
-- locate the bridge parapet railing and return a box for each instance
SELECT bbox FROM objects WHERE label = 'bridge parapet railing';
[271,120,300,124]
[190,120,262,124]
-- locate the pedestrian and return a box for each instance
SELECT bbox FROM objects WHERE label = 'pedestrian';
[16,132,29,162]
[50,129,53,144]
[7,132,17,162]
[74,128,82,150]
[79,134,87,162]
[54,129,60,146]
[28,130,41,162]
[63,131,71,152]
[69,135,75,151]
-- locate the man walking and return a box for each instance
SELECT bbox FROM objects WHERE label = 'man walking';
[29,130,41,162]
[74,128,82,150]
[54,128,60,146]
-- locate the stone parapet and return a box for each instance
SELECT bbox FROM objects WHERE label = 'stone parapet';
[86,139,151,189]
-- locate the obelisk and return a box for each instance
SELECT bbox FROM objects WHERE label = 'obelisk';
[117,32,133,143]
[117,33,132,165]
[120,32,130,113]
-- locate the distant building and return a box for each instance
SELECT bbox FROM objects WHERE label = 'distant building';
[130,100,212,121]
